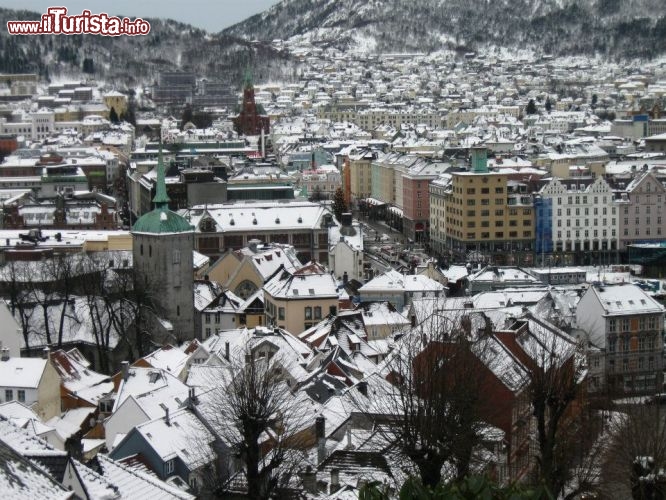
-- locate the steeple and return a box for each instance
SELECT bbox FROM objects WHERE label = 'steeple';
[153,142,170,209]
[242,67,253,90]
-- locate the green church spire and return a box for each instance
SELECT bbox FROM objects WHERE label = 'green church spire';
[243,67,253,90]
[153,142,170,209]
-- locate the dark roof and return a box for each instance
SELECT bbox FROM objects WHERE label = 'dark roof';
[29,453,70,482]
[318,450,393,477]
[0,439,72,498]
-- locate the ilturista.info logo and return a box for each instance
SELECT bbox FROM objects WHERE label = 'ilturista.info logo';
[7,7,151,36]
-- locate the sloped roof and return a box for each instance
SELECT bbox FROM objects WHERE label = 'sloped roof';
[0,439,73,499]
[95,454,194,500]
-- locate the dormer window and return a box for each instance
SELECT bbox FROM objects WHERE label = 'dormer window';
[201,217,215,232]
[253,218,257,225]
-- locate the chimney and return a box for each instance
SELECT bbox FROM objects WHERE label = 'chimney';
[316,416,326,464]
[330,468,340,494]
[121,361,129,381]
[164,407,170,426]
[248,239,261,253]
[224,341,230,361]
[42,347,50,360]
[1,348,9,361]
[301,466,317,493]
[342,271,348,285]
[188,386,198,407]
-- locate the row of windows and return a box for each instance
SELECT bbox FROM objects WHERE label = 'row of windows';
[608,336,657,353]
[466,187,504,195]
[609,316,659,333]
[464,231,532,239]
[608,357,655,372]
[466,220,531,228]
[4,389,26,402]
[557,218,614,227]
[556,229,615,239]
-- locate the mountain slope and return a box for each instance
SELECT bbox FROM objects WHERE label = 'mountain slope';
[224,0,666,58]
[0,8,296,88]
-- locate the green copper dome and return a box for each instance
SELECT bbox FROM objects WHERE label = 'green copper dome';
[132,142,193,234]
[133,208,193,234]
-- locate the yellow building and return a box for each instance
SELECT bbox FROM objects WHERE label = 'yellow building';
[263,262,339,335]
[443,148,534,265]
[103,91,128,116]
[347,150,376,204]
[206,243,302,300]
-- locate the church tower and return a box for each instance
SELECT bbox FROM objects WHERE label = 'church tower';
[232,69,270,136]
[132,145,195,342]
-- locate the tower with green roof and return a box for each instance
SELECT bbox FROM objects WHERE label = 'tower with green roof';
[132,145,195,341]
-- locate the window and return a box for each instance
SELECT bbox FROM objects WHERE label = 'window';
[17,390,25,403]
[314,306,322,320]
[278,307,285,320]
[205,327,211,338]
[166,459,175,475]
[205,314,211,324]
[305,307,312,320]
[4,390,12,402]
[172,250,180,264]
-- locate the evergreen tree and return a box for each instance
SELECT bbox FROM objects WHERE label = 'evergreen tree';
[545,97,552,113]
[526,99,538,115]
[332,187,347,222]
[181,105,193,129]
[109,107,119,124]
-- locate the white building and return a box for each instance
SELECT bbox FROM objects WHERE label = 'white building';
[538,176,617,257]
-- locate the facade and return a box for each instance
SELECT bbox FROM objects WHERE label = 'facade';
[429,176,449,257]
[347,150,377,206]
[617,171,666,251]
[328,214,364,282]
[576,283,665,395]
[263,262,339,335]
[537,176,617,265]
[443,149,534,264]
[132,147,195,342]
[207,242,302,299]
[180,201,336,263]
[0,352,61,421]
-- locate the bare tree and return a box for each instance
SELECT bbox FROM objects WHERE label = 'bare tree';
[360,309,501,489]
[513,315,589,498]
[196,350,308,499]
[600,402,666,499]
[1,260,36,349]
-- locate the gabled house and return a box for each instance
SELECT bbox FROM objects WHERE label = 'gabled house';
[0,349,61,420]
[194,281,245,339]
[104,365,190,451]
[358,269,445,311]
[264,262,340,335]
[576,283,664,395]
[328,213,365,282]
[50,348,114,411]
[108,408,216,494]
[207,242,303,300]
